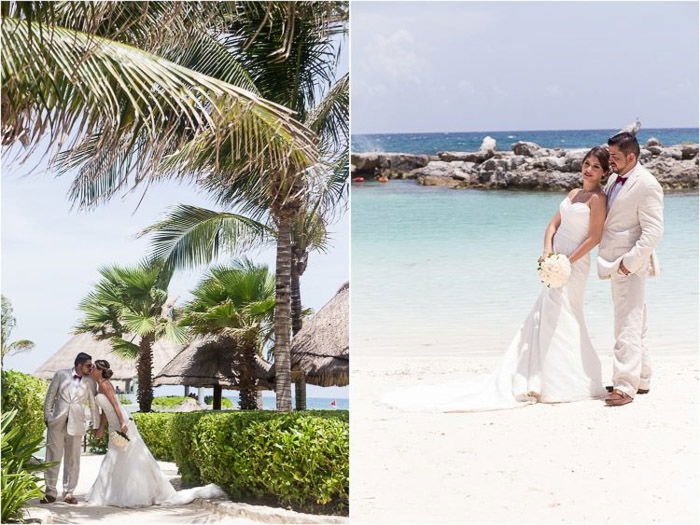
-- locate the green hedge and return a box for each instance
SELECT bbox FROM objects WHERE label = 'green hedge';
[152,396,188,408]
[132,413,175,461]
[204,396,233,408]
[1,370,47,445]
[134,410,348,514]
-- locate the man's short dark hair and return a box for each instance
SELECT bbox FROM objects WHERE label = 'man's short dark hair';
[608,132,640,159]
[75,352,92,366]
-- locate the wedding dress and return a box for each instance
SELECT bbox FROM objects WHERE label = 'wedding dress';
[87,393,224,507]
[382,197,607,412]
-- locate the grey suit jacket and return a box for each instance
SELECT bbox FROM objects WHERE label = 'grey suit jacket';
[43,368,99,436]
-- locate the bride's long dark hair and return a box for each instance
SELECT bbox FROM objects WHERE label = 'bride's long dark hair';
[583,146,610,174]
[94,359,114,379]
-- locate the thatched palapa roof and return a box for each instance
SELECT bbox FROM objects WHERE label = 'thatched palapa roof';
[34,333,182,381]
[154,335,274,390]
[290,281,349,387]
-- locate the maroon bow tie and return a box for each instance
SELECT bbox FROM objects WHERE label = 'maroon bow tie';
[73,374,82,381]
[616,176,628,186]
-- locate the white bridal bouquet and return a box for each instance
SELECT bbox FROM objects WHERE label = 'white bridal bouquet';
[110,430,131,450]
[538,253,571,288]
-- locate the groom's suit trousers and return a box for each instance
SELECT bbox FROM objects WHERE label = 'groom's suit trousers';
[610,268,652,398]
[45,423,82,497]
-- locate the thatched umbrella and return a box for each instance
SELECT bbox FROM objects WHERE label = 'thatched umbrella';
[34,333,181,393]
[289,282,349,409]
[153,335,274,410]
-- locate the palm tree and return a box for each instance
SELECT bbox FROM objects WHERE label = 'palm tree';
[1,1,317,207]
[179,259,275,410]
[75,259,186,412]
[1,295,35,367]
[3,2,346,411]
[143,4,349,410]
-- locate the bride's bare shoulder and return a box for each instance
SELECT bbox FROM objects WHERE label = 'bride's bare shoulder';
[588,191,607,208]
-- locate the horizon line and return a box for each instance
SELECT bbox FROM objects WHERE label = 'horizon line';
[352,126,700,137]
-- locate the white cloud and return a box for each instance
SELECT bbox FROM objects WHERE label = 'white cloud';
[361,29,424,85]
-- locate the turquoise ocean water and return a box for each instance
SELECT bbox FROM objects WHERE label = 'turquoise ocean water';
[119,395,348,411]
[352,182,698,359]
[352,128,699,155]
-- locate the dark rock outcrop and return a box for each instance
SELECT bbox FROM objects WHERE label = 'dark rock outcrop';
[353,142,698,191]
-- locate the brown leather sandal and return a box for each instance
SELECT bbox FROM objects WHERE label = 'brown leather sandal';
[605,389,633,406]
[63,495,78,504]
[606,386,649,395]
[40,495,56,504]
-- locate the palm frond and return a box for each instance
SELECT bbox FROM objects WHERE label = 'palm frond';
[140,205,274,272]
[109,337,140,360]
[2,16,318,206]
[305,73,348,150]
[5,339,35,354]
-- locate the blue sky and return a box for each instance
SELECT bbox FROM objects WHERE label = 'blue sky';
[1,32,349,400]
[1,153,349,399]
[351,1,699,134]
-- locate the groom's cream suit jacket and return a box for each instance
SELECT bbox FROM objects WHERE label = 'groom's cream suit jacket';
[597,162,663,279]
[43,368,99,436]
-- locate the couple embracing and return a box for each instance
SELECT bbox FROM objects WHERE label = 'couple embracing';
[385,131,663,412]
[41,352,222,507]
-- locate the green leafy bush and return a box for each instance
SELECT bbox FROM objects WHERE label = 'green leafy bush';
[134,410,348,514]
[132,413,175,461]
[1,410,51,522]
[203,396,233,408]
[118,394,132,405]
[152,396,188,408]
[86,432,108,454]
[1,370,47,445]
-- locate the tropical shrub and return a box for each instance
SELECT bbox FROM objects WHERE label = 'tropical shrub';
[1,410,50,522]
[152,396,189,408]
[86,432,108,454]
[118,394,132,404]
[203,396,233,408]
[1,370,47,444]
[134,410,349,514]
[131,413,175,462]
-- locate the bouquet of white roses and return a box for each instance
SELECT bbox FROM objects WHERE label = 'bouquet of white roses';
[110,430,130,449]
[538,253,571,288]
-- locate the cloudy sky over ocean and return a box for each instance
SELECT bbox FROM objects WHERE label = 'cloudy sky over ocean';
[352,1,699,134]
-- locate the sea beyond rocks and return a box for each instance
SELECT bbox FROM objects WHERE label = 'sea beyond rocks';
[351,138,699,191]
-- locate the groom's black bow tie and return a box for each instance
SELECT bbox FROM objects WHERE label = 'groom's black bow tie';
[73,374,82,381]
[616,175,628,186]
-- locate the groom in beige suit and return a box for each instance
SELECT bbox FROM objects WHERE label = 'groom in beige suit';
[42,352,99,504]
[597,132,664,407]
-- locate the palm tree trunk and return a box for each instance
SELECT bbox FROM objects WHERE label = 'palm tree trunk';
[137,335,154,412]
[292,246,308,411]
[274,211,294,411]
[213,385,222,410]
[295,372,307,411]
[239,333,257,410]
[291,250,304,335]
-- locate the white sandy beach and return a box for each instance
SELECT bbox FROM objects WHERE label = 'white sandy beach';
[350,353,699,523]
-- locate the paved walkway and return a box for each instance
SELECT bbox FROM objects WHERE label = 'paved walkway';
[25,454,346,524]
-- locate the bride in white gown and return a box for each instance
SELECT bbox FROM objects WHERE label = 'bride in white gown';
[86,360,224,507]
[383,146,610,412]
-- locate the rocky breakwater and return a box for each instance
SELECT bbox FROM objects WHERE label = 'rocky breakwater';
[351,152,437,179]
[353,138,699,191]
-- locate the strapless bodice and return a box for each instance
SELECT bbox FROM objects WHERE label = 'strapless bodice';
[95,393,123,430]
[554,198,590,256]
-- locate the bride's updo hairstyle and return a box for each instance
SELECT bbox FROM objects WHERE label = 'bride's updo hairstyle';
[94,359,114,379]
[583,146,610,174]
